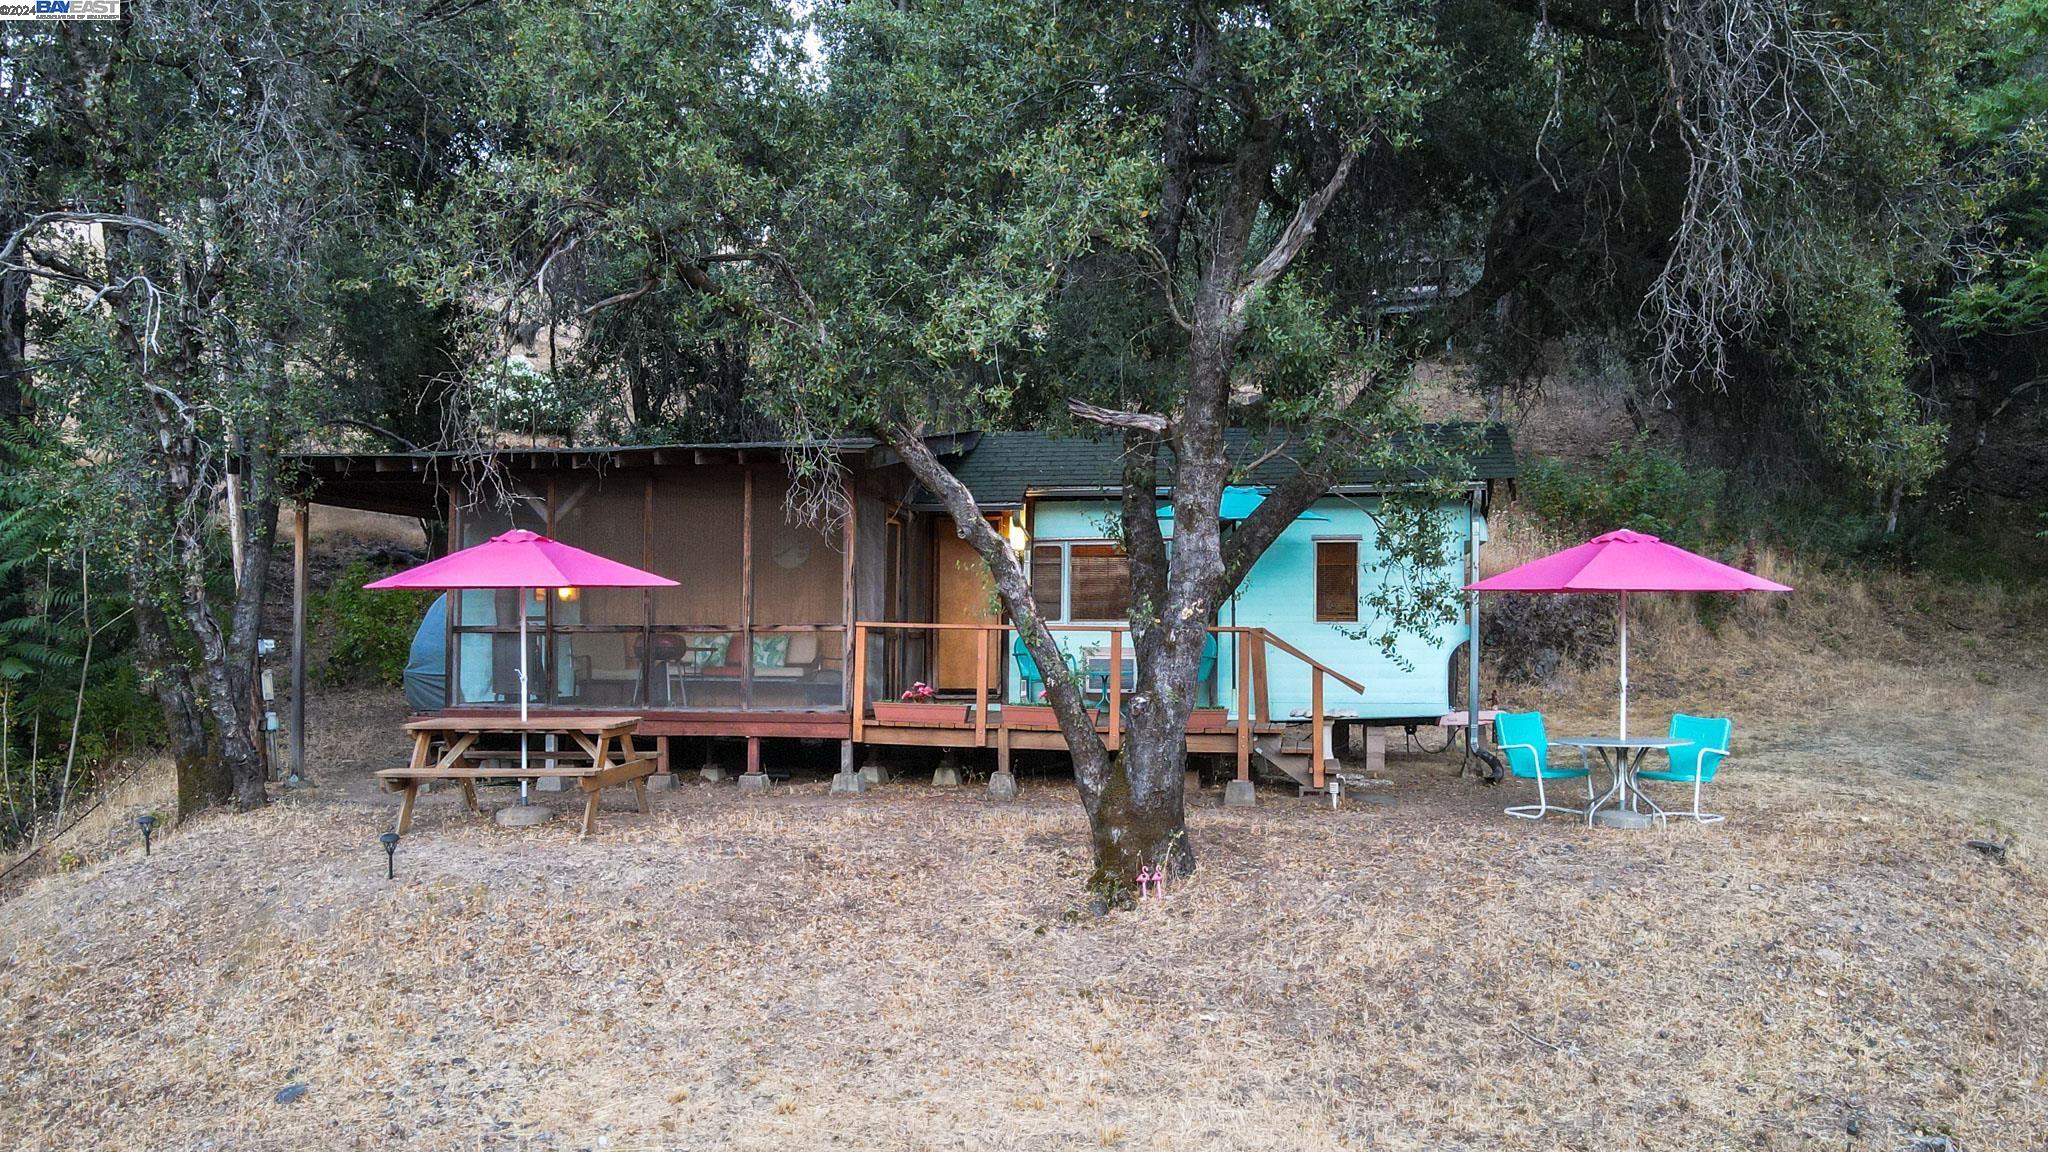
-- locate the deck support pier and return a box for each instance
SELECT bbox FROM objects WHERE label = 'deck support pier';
[932,747,963,788]
[1224,779,1257,808]
[699,738,728,783]
[738,737,769,793]
[831,739,867,794]
[986,728,1016,799]
[859,745,891,786]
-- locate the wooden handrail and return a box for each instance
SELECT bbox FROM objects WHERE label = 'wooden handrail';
[1250,628,1366,694]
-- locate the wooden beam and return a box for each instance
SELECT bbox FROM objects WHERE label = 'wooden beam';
[1310,671,1325,791]
[1252,632,1269,726]
[746,735,762,776]
[974,626,989,748]
[1235,635,1252,782]
[740,467,754,710]
[1107,628,1122,751]
[851,624,867,741]
[290,501,309,783]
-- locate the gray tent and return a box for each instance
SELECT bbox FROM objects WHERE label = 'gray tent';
[403,594,447,713]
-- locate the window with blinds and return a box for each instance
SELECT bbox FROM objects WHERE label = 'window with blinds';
[1030,545,1064,614]
[1066,543,1130,621]
[1315,540,1360,622]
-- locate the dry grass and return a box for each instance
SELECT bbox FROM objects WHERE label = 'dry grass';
[3,533,2045,1150]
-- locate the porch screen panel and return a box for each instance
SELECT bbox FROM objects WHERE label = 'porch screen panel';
[550,477,648,625]
[649,470,745,707]
[650,470,745,625]
[750,469,843,625]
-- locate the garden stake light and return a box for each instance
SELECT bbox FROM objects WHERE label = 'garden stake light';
[137,813,157,856]
[379,832,400,880]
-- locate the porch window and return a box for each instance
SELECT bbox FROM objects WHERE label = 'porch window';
[1029,540,1130,622]
[1315,539,1360,623]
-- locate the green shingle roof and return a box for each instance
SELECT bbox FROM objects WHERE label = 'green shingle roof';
[938,423,1514,507]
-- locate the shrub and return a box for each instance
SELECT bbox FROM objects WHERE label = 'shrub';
[1479,592,1615,686]
[312,562,432,688]
[1523,438,1723,549]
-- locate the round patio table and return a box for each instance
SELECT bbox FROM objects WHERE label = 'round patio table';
[1556,736,1691,829]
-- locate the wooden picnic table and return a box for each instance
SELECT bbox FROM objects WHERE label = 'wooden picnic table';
[376,715,657,838]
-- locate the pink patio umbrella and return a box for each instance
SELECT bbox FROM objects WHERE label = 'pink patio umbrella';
[366,530,677,789]
[1466,529,1791,737]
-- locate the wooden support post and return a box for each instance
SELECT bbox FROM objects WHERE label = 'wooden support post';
[975,626,989,748]
[997,725,1012,776]
[290,500,308,783]
[1235,634,1252,782]
[746,736,762,776]
[1107,628,1122,751]
[851,623,867,741]
[1310,670,1325,791]
[655,735,670,775]
[1252,631,1270,726]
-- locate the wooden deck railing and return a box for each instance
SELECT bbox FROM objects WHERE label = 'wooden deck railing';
[850,621,1364,788]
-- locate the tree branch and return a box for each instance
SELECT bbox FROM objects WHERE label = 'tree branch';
[1068,397,1172,435]
[878,421,1109,780]
[1233,148,1361,314]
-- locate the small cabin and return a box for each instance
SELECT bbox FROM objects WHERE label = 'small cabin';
[287,427,1512,780]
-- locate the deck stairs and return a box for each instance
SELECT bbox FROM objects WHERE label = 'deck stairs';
[1254,716,1391,803]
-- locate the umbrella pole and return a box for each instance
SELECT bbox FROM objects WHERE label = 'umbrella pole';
[519,587,530,803]
[1618,590,1629,740]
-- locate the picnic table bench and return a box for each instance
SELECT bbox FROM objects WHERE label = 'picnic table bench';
[376,715,658,838]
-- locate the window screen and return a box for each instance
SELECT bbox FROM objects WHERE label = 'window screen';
[1067,543,1130,621]
[1315,540,1359,622]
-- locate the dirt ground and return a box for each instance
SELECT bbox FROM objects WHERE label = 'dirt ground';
[3,547,2045,1151]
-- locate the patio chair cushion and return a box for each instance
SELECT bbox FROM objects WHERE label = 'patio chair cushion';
[1638,713,1732,782]
[1493,710,1588,780]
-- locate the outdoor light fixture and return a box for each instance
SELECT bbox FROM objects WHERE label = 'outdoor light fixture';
[379,831,400,880]
[137,813,158,856]
[555,586,579,602]
[1005,518,1029,554]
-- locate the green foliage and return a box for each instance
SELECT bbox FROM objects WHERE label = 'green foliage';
[311,564,431,689]
[1778,260,1947,500]
[1523,439,1726,549]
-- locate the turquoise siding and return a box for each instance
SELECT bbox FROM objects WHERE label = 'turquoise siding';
[1019,496,1479,721]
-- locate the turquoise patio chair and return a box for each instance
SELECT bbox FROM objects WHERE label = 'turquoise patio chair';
[1635,713,1732,825]
[1196,633,1218,704]
[1014,635,1079,703]
[1493,710,1593,820]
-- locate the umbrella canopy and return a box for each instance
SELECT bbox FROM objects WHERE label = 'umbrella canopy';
[365,529,678,590]
[1466,529,1790,737]
[1467,529,1791,594]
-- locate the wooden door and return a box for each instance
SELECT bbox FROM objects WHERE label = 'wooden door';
[934,532,997,691]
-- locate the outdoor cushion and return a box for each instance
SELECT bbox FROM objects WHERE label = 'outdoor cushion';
[685,633,733,667]
[1638,713,1732,782]
[753,634,791,668]
[1493,710,1588,780]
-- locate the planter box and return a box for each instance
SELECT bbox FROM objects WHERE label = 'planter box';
[999,703,1063,729]
[1187,707,1232,733]
[871,701,971,725]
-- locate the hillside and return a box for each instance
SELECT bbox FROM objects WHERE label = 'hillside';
[3,539,2044,1150]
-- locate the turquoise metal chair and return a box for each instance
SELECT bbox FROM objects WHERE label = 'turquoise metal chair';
[1635,713,1732,825]
[1014,635,1081,704]
[1493,711,1593,820]
[1196,633,1218,704]
[1013,634,1049,702]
